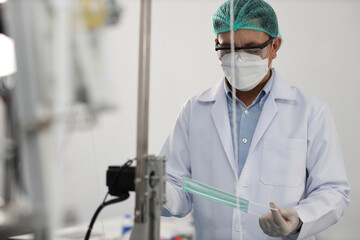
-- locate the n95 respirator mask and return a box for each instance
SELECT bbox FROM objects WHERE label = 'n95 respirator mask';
[220,52,269,91]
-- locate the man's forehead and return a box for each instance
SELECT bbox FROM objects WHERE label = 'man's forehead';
[218,29,269,44]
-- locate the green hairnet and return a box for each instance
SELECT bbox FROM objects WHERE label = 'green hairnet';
[212,0,280,38]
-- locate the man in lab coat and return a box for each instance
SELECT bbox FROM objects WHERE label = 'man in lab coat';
[161,0,350,239]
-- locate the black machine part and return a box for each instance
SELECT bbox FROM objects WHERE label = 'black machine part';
[106,166,136,196]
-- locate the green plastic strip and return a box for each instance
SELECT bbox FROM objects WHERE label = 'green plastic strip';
[182,177,249,213]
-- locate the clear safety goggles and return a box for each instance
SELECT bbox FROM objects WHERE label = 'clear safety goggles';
[215,37,274,59]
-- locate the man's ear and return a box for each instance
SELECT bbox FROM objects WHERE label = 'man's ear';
[271,37,282,60]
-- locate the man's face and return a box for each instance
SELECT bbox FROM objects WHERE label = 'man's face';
[216,29,281,67]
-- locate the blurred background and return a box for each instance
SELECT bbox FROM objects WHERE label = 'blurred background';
[0,0,358,239]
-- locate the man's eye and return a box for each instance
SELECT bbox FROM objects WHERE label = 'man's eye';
[246,49,259,53]
[221,49,231,54]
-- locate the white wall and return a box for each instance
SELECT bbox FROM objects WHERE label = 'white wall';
[59,0,359,238]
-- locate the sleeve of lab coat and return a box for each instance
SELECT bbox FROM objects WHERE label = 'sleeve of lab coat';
[292,104,350,239]
[160,100,193,217]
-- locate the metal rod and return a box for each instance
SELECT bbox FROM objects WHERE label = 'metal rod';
[134,0,152,223]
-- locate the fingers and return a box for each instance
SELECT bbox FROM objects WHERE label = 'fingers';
[279,207,301,231]
[259,215,267,232]
[259,212,281,237]
[259,213,274,236]
[279,208,298,222]
[270,202,286,227]
[259,202,297,237]
[268,217,280,230]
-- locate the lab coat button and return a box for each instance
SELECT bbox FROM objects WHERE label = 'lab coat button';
[236,224,243,232]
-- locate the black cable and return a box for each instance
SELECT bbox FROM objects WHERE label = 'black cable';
[84,159,134,240]
[84,193,130,240]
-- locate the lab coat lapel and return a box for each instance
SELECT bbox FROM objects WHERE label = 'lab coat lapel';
[210,84,237,177]
[248,93,278,156]
[247,70,295,156]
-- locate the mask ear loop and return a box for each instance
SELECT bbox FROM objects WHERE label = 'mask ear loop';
[263,39,275,71]
[261,38,275,59]
[216,39,223,60]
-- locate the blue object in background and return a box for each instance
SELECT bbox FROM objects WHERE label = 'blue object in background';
[122,214,133,236]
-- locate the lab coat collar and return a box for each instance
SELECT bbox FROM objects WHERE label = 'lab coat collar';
[197,68,296,103]
[197,79,222,102]
[270,69,297,101]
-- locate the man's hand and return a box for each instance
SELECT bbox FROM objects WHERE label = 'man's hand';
[259,202,302,237]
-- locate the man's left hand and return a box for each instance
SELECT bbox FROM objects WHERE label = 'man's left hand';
[259,202,302,237]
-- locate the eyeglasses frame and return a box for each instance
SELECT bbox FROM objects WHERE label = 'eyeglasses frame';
[215,37,274,52]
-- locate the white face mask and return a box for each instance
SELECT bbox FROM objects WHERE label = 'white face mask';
[220,52,269,91]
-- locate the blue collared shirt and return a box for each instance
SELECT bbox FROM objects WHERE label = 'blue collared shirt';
[225,71,274,177]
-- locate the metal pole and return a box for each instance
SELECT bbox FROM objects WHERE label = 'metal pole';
[134,0,152,224]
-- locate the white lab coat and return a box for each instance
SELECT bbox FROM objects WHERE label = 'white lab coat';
[160,69,350,240]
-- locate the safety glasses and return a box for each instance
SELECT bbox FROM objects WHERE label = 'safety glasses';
[215,37,274,59]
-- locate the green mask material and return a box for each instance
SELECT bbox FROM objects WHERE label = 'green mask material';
[182,177,249,213]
